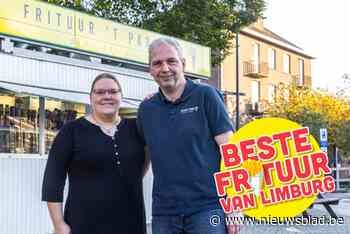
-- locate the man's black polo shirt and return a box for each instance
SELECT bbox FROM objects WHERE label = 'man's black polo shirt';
[137,79,233,216]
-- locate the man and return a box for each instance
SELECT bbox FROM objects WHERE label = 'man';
[137,37,236,233]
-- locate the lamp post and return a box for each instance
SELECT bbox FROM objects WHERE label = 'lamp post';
[235,30,240,131]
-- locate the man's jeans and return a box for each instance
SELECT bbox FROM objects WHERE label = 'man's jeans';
[152,209,227,234]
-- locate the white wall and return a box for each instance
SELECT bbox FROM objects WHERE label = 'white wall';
[0,156,153,234]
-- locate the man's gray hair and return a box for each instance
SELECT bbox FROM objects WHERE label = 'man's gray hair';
[148,37,184,63]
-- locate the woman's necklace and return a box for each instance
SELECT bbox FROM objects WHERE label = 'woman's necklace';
[90,114,121,137]
[100,125,116,135]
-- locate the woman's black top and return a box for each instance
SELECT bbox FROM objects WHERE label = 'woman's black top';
[42,117,146,234]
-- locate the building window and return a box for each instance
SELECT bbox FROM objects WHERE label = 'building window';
[0,90,85,155]
[299,59,304,86]
[251,80,260,106]
[283,54,290,74]
[268,48,276,70]
[268,84,276,103]
[252,43,260,71]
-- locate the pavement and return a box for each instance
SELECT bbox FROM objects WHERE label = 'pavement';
[146,192,350,234]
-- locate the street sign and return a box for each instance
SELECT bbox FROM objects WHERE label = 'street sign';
[320,128,327,142]
[320,128,328,153]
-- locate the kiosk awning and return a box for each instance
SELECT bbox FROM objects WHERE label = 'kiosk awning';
[0,81,140,108]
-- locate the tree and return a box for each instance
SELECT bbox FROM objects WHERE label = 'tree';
[137,0,266,65]
[336,73,350,97]
[40,0,266,66]
[267,84,350,160]
[43,0,86,11]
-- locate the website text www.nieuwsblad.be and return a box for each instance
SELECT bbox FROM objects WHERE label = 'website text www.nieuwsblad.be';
[209,215,345,226]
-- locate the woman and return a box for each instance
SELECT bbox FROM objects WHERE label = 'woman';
[42,73,147,234]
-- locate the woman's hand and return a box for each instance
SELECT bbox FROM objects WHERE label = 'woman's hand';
[47,202,71,234]
[54,221,71,234]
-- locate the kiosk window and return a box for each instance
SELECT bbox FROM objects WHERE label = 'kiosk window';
[0,92,39,154]
[0,91,86,155]
[44,98,86,153]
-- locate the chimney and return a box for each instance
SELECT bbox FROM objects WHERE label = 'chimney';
[252,17,264,29]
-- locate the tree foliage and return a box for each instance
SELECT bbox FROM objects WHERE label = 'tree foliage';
[43,0,85,11]
[267,85,350,159]
[336,73,350,97]
[40,0,266,66]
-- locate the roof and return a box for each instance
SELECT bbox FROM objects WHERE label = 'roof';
[249,26,303,50]
[241,24,314,59]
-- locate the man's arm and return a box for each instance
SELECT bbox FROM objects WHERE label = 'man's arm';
[203,86,233,140]
[215,132,243,234]
[214,130,233,146]
[203,86,240,233]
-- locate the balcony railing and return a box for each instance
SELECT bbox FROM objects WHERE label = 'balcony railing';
[243,61,269,78]
[304,75,312,87]
[292,74,312,88]
[245,101,266,115]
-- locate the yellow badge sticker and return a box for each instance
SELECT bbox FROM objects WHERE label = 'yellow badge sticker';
[214,118,335,219]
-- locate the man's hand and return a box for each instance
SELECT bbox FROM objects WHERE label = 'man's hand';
[226,212,242,234]
[143,93,156,101]
[54,221,71,234]
[227,223,241,234]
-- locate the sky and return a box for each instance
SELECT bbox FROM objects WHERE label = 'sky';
[264,0,350,94]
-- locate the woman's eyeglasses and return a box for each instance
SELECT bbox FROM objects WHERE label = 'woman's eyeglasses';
[92,89,121,96]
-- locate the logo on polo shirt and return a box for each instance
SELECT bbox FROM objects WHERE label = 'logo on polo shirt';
[180,106,199,114]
